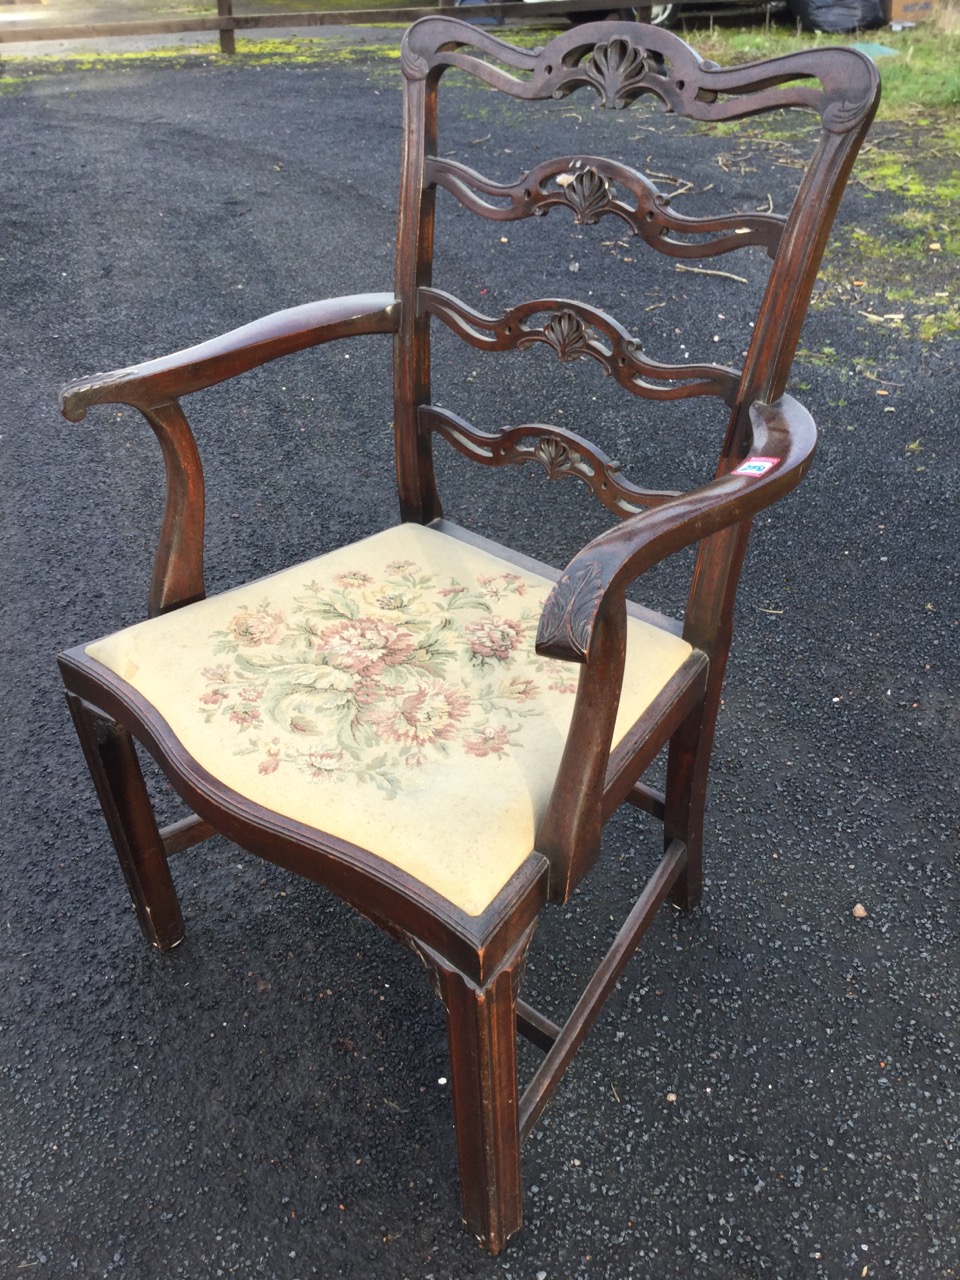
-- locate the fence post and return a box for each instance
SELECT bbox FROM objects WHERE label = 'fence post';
[217,0,236,55]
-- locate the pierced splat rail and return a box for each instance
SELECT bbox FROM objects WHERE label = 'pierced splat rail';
[420,405,680,519]
[420,289,742,404]
[426,154,786,260]
[402,23,878,134]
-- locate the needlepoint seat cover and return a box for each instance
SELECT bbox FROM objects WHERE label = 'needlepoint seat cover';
[85,522,692,916]
[57,15,880,1257]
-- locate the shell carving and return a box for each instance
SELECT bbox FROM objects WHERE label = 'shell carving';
[532,436,582,479]
[582,40,650,110]
[565,168,613,225]
[542,310,591,362]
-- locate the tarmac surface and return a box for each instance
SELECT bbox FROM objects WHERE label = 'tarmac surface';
[0,23,958,1280]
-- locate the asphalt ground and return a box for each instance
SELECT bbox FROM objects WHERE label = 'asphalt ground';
[0,28,958,1280]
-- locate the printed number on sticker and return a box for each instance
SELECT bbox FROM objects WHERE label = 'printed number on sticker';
[733,456,779,477]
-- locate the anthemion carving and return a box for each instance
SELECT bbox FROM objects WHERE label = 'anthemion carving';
[563,168,614,225]
[530,436,584,480]
[582,40,650,110]
[541,310,592,362]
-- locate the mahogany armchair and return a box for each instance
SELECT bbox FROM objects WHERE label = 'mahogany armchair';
[58,19,879,1254]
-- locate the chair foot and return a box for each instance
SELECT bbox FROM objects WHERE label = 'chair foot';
[66,694,185,951]
[667,842,703,912]
[663,702,708,913]
[426,930,534,1254]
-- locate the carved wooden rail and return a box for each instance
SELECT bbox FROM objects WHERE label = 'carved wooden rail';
[420,288,742,404]
[420,404,681,518]
[426,154,785,259]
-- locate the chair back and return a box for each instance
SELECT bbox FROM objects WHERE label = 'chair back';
[393,19,878,650]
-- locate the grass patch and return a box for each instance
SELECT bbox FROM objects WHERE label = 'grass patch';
[674,14,960,119]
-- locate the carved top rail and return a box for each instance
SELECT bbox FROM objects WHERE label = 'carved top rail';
[401,19,878,136]
[425,154,785,260]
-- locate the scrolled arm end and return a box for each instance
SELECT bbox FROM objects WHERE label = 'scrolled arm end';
[535,560,606,665]
[61,376,112,422]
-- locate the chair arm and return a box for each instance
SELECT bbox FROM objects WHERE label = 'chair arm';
[536,396,817,664]
[60,292,400,421]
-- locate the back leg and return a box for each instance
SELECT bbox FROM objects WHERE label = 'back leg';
[664,702,711,913]
[66,692,185,951]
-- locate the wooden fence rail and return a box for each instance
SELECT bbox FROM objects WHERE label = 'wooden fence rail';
[0,0,778,52]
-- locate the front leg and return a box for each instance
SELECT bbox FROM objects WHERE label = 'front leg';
[421,926,536,1254]
[65,693,185,952]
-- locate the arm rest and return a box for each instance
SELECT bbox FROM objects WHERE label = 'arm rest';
[60,292,400,421]
[536,396,817,664]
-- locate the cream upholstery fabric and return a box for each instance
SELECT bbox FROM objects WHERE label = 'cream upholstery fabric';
[87,524,691,916]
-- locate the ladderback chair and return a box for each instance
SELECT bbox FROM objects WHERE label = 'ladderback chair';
[58,19,879,1254]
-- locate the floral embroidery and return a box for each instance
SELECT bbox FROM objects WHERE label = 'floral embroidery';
[319,618,418,677]
[466,617,523,663]
[228,605,285,647]
[464,725,511,757]
[198,560,576,795]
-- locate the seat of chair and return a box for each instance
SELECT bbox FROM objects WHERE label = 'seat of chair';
[85,523,693,915]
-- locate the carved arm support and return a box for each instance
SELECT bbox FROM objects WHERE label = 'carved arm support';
[536,396,817,665]
[533,396,816,900]
[59,293,399,616]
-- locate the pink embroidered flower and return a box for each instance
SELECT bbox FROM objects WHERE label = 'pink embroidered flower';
[387,559,417,573]
[239,687,264,702]
[464,725,511,757]
[476,573,525,602]
[333,571,372,588]
[466,617,523,662]
[200,688,228,706]
[549,677,579,695]
[201,664,230,681]
[320,618,417,677]
[229,707,261,728]
[304,748,344,779]
[367,679,471,749]
[258,756,280,775]
[229,606,285,647]
[439,585,466,597]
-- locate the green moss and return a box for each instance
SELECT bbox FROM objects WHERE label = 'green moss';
[0,30,408,78]
[795,346,841,368]
[0,77,24,97]
[917,306,960,341]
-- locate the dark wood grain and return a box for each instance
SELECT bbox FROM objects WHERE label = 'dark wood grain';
[61,294,399,419]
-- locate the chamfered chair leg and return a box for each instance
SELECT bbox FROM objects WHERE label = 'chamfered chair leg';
[65,692,185,952]
[664,703,712,913]
[427,928,534,1255]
